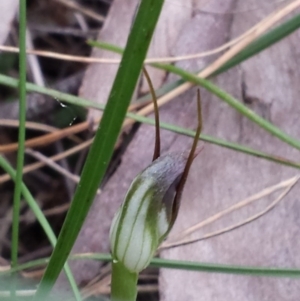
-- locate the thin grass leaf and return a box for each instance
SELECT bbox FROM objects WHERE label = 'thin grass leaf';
[149,117,300,170]
[86,254,300,278]
[0,74,298,169]
[0,156,81,300]
[89,17,300,151]
[149,258,300,278]
[87,40,123,54]
[0,258,50,276]
[11,0,27,271]
[34,0,165,298]
[4,253,300,279]
[156,63,300,151]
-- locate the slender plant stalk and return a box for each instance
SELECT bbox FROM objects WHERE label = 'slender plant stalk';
[34,0,165,298]
[3,252,300,279]
[92,40,300,152]
[156,63,300,151]
[0,156,81,300]
[88,21,300,154]
[0,73,298,169]
[0,72,184,113]
[11,0,26,277]
[111,261,139,301]
[83,253,300,277]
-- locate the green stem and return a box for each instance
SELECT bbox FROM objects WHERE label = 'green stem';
[11,0,27,269]
[157,63,300,151]
[3,252,300,279]
[0,73,299,169]
[89,38,300,159]
[111,261,138,301]
[0,74,299,170]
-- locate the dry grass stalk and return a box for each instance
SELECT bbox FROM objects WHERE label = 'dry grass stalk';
[160,175,300,250]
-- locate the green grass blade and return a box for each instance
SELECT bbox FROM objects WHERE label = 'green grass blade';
[156,63,300,151]
[0,156,81,300]
[85,254,300,278]
[0,258,50,276]
[11,0,27,271]
[87,40,123,54]
[34,0,165,298]
[139,116,300,170]
[76,253,300,278]
[213,13,300,76]
[124,111,300,169]
[88,19,300,151]
[87,29,300,170]
[4,253,300,279]
[150,258,300,278]
[0,74,298,169]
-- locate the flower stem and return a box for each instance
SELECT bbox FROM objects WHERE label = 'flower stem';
[111,261,138,301]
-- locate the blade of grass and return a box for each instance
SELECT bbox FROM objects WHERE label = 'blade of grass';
[150,257,300,278]
[0,74,299,169]
[88,42,300,163]
[3,253,300,279]
[87,39,123,54]
[82,254,300,278]
[156,63,300,151]
[11,0,27,272]
[0,156,81,300]
[88,19,300,151]
[213,13,300,76]
[34,0,165,298]
[151,118,300,170]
